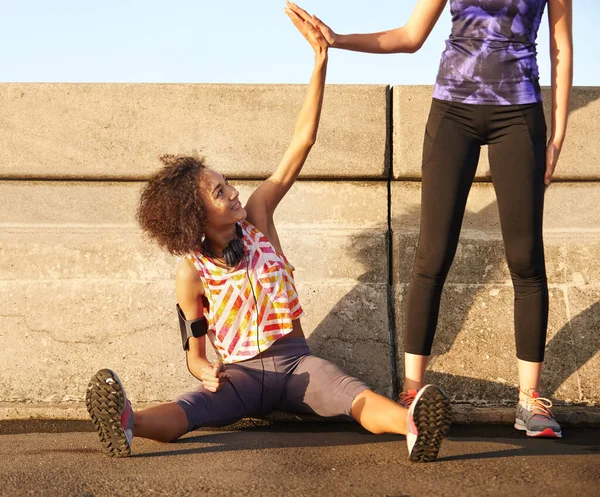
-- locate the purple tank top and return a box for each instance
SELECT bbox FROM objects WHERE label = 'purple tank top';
[433,0,547,105]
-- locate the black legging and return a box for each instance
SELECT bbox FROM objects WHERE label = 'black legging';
[404,98,548,363]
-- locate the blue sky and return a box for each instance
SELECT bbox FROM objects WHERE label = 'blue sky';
[1,0,597,85]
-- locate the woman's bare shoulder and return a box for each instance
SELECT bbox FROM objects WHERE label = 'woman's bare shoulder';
[176,257,204,299]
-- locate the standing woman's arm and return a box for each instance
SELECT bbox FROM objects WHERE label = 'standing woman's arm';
[287,0,447,54]
[545,0,573,186]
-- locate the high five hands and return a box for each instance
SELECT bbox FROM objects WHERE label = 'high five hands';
[284,1,332,56]
[286,2,336,46]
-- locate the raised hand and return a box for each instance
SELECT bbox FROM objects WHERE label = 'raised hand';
[284,2,330,55]
[286,1,337,46]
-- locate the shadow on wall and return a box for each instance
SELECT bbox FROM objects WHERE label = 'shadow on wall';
[304,229,394,396]
[298,86,600,404]
[307,87,600,404]
[566,87,600,115]
[307,198,599,406]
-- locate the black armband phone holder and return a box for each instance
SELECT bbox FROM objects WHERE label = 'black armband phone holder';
[177,304,208,351]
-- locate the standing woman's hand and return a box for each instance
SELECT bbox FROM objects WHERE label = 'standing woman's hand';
[545,141,561,186]
[286,1,337,47]
[284,2,330,57]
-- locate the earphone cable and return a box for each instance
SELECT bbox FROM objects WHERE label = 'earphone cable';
[245,252,265,416]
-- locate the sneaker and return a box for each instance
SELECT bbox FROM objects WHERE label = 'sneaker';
[406,384,452,462]
[86,369,135,457]
[514,389,562,438]
[398,389,418,408]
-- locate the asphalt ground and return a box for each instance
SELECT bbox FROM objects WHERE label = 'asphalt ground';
[1,420,599,497]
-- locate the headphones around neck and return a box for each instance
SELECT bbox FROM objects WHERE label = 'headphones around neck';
[202,223,246,267]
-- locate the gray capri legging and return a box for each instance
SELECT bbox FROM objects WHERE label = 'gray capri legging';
[175,337,369,432]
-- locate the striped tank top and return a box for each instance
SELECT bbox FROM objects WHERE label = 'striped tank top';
[189,220,304,363]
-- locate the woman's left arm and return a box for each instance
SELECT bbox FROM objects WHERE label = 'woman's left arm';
[545,0,573,186]
[245,8,328,234]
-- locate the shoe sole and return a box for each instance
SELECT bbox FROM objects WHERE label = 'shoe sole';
[409,385,452,463]
[86,369,132,457]
[514,419,562,438]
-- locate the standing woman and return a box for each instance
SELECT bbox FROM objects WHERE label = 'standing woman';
[287,0,573,437]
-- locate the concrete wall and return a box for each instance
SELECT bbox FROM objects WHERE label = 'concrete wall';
[1,84,599,421]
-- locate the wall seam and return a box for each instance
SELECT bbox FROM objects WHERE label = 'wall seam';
[386,85,400,398]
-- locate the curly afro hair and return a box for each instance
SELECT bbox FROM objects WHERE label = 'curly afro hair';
[137,154,208,256]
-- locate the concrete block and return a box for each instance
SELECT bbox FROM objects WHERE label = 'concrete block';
[394,233,575,286]
[280,230,387,285]
[271,182,388,230]
[558,87,600,180]
[391,181,600,232]
[0,180,393,403]
[567,288,600,403]
[0,180,388,229]
[0,228,176,281]
[393,86,600,181]
[391,181,599,405]
[391,182,600,291]
[0,278,392,402]
[0,181,142,226]
[0,280,195,403]
[546,237,600,287]
[0,84,388,180]
[300,281,392,396]
[394,286,579,405]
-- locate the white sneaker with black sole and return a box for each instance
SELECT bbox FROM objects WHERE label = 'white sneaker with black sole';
[86,369,134,457]
[406,384,452,462]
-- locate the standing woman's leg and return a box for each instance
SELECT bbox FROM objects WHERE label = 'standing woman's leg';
[487,103,560,437]
[403,100,483,392]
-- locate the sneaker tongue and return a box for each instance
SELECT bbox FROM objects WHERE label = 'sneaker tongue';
[408,389,418,396]
[531,391,540,399]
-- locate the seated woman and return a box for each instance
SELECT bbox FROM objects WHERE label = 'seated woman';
[85,6,451,463]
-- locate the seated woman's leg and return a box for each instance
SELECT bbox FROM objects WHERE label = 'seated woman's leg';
[133,403,190,443]
[277,353,367,418]
[168,364,270,437]
[87,365,267,456]
[351,389,407,435]
[278,354,406,434]
[278,354,451,462]
[134,374,255,443]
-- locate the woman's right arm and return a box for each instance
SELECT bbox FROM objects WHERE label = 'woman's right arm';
[287,0,447,54]
[176,259,229,391]
[545,0,573,186]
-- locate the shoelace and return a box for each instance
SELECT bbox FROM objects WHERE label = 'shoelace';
[520,389,555,419]
[398,389,417,408]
